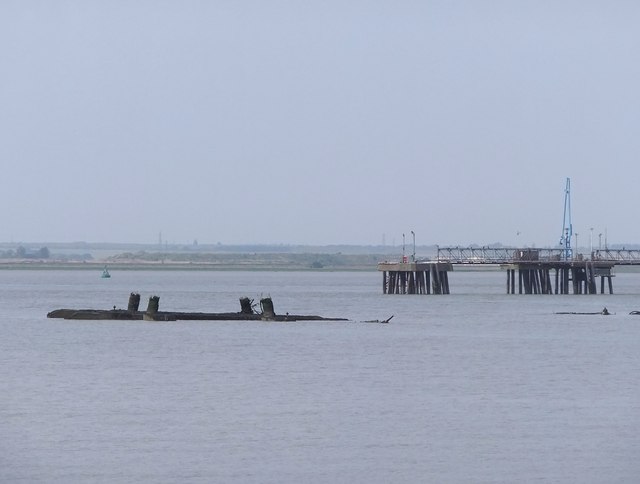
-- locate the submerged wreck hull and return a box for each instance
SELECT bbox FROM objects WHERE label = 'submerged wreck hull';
[47,309,141,320]
[47,292,393,323]
[47,294,349,322]
[46,309,347,322]
[47,309,349,322]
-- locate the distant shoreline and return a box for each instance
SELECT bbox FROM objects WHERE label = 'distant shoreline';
[3,258,639,273]
[0,260,377,271]
[0,251,389,271]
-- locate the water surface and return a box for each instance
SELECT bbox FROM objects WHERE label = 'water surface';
[2,270,639,483]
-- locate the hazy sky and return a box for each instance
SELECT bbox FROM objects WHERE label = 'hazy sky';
[2,1,639,247]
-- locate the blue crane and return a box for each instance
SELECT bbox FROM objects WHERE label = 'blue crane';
[559,177,572,260]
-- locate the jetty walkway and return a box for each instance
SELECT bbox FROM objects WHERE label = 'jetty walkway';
[378,247,640,295]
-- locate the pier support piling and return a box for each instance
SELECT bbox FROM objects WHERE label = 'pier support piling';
[504,262,614,296]
[379,261,452,295]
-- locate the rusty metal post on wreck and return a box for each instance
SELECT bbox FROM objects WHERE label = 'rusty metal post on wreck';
[239,297,254,314]
[146,295,160,315]
[128,292,141,312]
[260,297,275,319]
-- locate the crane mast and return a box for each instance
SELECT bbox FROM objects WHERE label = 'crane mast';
[559,177,572,260]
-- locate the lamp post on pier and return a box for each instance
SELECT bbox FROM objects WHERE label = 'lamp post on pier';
[411,231,415,262]
[402,233,406,263]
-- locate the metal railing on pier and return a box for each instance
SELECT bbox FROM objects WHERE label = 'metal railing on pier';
[434,247,565,264]
[592,249,640,264]
[434,247,640,265]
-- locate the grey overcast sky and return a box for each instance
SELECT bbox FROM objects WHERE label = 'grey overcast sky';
[1,1,639,247]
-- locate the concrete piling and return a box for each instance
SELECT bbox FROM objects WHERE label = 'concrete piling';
[379,262,453,295]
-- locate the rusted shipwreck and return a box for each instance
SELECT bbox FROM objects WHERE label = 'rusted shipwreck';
[47,293,349,322]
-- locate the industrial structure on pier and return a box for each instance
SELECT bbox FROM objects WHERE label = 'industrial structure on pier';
[378,178,639,295]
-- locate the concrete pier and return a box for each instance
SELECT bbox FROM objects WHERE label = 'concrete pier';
[378,247,624,295]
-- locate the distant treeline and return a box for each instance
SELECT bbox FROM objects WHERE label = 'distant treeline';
[3,240,640,264]
[0,241,441,256]
[0,246,50,259]
[108,250,385,270]
[0,245,93,261]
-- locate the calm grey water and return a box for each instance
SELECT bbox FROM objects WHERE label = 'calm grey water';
[1,269,639,483]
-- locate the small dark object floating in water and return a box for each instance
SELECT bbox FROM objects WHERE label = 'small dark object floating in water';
[556,307,611,315]
[362,315,394,324]
[629,311,640,315]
